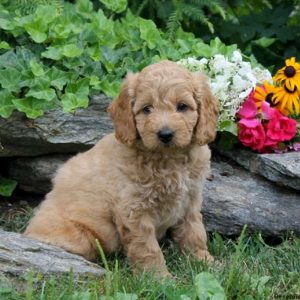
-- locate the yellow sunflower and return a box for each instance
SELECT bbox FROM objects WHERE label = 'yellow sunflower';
[273,57,300,91]
[274,84,300,115]
[253,81,283,111]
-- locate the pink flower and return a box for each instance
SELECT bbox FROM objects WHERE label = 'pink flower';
[238,118,266,151]
[237,93,257,119]
[265,110,297,147]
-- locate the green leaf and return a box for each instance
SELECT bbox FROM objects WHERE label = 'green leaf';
[218,120,238,136]
[76,0,94,16]
[195,272,226,300]
[98,0,127,13]
[0,18,15,30]
[29,59,45,76]
[139,19,161,49]
[0,177,17,197]
[254,37,276,48]
[66,78,89,98]
[0,41,10,49]
[61,93,88,113]
[0,90,16,118]
[42,47,63,60]
[24,22,48,43]
[0,68,22,92]
[12,97,53,118]
[47,67,69,90]
[26,87,56,101]
[62,44,83,58]
[99,77,120,98]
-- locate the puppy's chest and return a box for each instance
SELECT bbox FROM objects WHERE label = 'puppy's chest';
[133,163,193,215]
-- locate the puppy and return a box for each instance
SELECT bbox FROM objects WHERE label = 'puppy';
[24,60,219,277]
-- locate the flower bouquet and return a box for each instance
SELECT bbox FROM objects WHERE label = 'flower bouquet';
[178,53,300,153]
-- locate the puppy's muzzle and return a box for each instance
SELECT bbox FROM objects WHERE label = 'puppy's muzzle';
[157,128,174,144]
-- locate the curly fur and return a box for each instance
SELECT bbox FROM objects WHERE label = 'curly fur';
[24,60,219,277]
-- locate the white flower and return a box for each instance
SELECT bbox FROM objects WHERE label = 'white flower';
[177,52,272,127]
[232,50,243,63]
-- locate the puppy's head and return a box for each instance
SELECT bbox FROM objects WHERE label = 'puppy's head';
[108,60,218,150]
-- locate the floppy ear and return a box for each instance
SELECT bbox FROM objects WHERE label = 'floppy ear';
[107,73,138,146]
[193,73,219,145]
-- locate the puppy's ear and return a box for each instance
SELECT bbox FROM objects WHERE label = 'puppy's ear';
[193,73,219,145]
[108,73,138,146]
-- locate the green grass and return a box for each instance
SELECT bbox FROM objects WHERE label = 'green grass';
[0,207,300,300]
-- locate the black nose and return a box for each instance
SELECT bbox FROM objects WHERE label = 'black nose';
[157,129,174,143]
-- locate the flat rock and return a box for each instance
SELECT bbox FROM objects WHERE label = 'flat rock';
[0,229,105,277]
[8,155,71,194]
[203,160,300,236]
[8,154,300,236]
[217,148,300,191]
[0,95,113,157]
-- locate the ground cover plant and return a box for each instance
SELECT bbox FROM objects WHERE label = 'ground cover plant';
[0,205,299,300]
[0,0,237,119]
[129,0,300,70]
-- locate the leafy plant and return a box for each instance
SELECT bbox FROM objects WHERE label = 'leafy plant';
[0,176,17,197]
[128,0,228,38]
[0,0,237,119]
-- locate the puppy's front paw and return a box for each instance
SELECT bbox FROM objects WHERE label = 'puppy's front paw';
[193,249,214,263]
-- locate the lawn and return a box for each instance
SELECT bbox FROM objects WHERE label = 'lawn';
[0,201,299,300]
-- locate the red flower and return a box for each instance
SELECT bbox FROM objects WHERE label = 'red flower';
[264,110,297,147]
[238,118,266,151]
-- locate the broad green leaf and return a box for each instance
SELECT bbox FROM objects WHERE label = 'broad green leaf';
[62,44,83,58]
[195,272,226,300]
[0,18,15,30]
[76,0,94,16]
[139,19,161,49]
[24,24,47,43]
[254,37,276,48]
[0,68,22,92]
[98,0,127,13]
[66,78,89,99]
[26,87,56,101]
[0,41,10,49]
[218,120,238,136]
[0,177,17,197]
[0,90,16,118]
[42,47,63,60]
[192,42,213,58]
[61,93,89,113]
[99,78,120,98]
[12,97,54,118]
[29,59,45,76]
[35,5,57,24]
[52,24,72,40]
[89,75,101,86]
[47,67,69,90]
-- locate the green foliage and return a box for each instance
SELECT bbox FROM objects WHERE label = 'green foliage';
[191,0,299,69]
[128,0,227,39]
[195,272,226,300]
[0,0,237,119]
[0,176,17,197]
[128,0,299,69]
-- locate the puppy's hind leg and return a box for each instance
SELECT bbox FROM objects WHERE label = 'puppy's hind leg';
[25,210,120,261]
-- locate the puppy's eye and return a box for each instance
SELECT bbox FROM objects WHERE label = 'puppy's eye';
[176,103,189,112]
[142,105,153,115]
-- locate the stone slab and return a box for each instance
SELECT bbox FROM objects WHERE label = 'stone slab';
[0,95,113,157]
[7,154,300,236]
[217,148,300,191]
[0,229,105,277]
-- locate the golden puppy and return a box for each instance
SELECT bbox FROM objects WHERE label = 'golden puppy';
[25,60,218,277]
